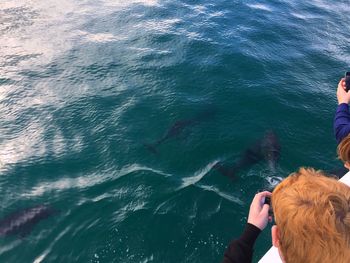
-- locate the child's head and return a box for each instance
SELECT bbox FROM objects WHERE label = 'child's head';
[338,134,350,169]
[271,168,350,263]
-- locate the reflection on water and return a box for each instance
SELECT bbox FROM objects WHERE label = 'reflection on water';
[0,0,160,79]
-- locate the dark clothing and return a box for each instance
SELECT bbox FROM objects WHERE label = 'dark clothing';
[328,166,348,179]
[222,223,261,263]
[334,103,350,144]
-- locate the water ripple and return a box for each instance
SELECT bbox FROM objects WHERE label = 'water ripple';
[33,226,71,263]
[179,159,219,188]
[196,184,243,206]
[246,3,273,12]
[0,0,349,262]
[21,164,171,197]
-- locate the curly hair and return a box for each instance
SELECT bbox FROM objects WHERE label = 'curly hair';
[272,168,350,263]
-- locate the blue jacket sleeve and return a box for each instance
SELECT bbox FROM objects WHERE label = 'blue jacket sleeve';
[334,103,350,144]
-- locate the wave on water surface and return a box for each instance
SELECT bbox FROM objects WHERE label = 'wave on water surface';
[33,226,71,263]
[180,160,220,188]
[179,160,243,205]
[1,0,349,262]
[22,164,172,197]
[197,184,243,205]
[246,3,273,12]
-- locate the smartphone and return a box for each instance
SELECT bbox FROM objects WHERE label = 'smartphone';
[345,72,350,92]
[264,196,271,205]
[263,196,274,220]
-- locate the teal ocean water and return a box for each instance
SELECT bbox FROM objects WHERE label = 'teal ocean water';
[0,0,349,262]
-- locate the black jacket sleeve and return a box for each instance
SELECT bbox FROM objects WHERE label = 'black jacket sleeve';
[222,223,261,263]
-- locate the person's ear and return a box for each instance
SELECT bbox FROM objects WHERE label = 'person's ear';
[271,225,280,248]
[344,162,350,170]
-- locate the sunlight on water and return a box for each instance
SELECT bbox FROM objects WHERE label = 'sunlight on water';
[0,0,159,78]
[75,31,126,43]
[0,122,45,166]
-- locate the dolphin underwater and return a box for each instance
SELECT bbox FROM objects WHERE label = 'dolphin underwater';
[144,107,218,154]
[0,205,57,238]
[214,130,281,179]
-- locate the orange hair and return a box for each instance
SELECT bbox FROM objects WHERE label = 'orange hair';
[272,167,350,263]
[338,134,350,163]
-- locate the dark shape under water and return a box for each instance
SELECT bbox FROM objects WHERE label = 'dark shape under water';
[0,205,57,238]
[214,130,281,179]
[144,106,218,154]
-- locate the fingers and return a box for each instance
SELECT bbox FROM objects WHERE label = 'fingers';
[262,191,272,199]
[251,191,272,209]
[248,192,273,230]
[337,78,350,104]
[338,78,346,90]
[254,191,272,203]
[261,204,270,216]
[253,191,272,200]
[258,191,272,197]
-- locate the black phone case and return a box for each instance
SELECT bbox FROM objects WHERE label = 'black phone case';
[345,72,350,92]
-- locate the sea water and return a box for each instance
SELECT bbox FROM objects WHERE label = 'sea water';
[0,0,349,262]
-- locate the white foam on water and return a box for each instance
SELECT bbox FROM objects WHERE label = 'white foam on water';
[290,12,320,20]
[0,239,21,256]
[176,160,243,205]
[22,164,171,197]
[246,3,273,12]
[113,200,148,223]
[198,184,243,205]
[128,47,172,55]
[141,254,154,263]
[137,18,182,33]
[265,176,283,187]
[180,160,219,188]
[33,226,71,263]
[153,194,178,215]
[33,253,46,263]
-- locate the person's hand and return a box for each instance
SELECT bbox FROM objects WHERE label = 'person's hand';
[337,78,350,105]
[247,191,272,231]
